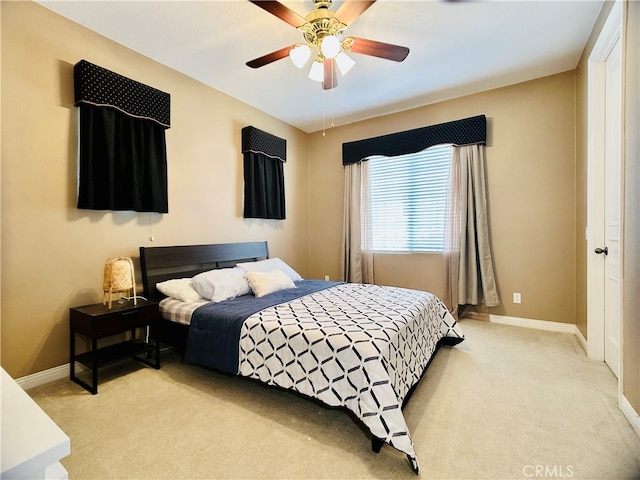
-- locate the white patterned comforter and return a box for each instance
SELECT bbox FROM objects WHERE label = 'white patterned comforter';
[237,283,464,473]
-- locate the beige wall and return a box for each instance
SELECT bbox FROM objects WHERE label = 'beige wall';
[309,72,577,324]
[1,1,310,378]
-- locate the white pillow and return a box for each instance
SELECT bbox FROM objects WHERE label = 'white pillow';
[192,267,252,302]
[236,257,302,282]
[156,278,203,303]
[245,270,296,298]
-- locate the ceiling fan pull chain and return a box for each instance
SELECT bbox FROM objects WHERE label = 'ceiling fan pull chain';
[330,62,335,129]
[322,91,326,137]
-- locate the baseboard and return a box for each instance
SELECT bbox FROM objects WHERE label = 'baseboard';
[462,311,489,322]
[489,314,580,335]
[574,327,588,353]
[621,395,640,439]
[15,363,86,391]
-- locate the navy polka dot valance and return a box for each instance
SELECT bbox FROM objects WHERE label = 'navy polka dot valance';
[342,115,486,165]
[242,126,287,162]
[74,60,170,129]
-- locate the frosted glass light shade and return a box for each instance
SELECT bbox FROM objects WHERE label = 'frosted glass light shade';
[308,59,324,82]
[289,44,311,68]
[320,35,341,58]
[335,52,355,75]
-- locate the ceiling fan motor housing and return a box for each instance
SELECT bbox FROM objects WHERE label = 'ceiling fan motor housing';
[300,14,346,57]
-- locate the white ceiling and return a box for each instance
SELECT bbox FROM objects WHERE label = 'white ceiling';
[38,0,604,133]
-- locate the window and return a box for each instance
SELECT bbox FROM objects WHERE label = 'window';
[367,144,452,253]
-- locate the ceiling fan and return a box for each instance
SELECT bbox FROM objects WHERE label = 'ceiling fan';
[246,0,410,90]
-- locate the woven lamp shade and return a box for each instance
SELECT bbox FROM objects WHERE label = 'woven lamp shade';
[103,257,136,309]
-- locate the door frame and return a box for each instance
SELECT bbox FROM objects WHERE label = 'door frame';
[586,0,623,380]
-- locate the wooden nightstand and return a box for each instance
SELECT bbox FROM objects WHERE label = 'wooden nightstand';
[69,299,160,394]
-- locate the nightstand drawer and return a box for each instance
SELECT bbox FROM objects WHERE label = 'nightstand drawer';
[70,301,158,338]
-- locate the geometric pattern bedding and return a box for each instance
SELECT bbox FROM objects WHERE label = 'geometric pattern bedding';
[237,283,464,473]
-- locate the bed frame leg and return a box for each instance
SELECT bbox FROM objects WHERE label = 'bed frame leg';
[371,436,384,453]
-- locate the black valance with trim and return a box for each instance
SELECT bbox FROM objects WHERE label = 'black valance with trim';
[242,126,286,220]
[74,59,171,129]
[242,126,287,162]
[342,115,486,165]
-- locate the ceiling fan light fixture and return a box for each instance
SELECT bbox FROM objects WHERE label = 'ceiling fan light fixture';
[335,52,355,75]
[320,35,341,58]
[246,0,410,90]
[308,58,325,82]
[289,43,311,68]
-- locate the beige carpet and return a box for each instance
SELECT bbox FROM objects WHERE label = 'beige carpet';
[28,320,640,479]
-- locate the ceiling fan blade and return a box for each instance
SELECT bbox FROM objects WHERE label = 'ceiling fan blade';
[249,0,306,28]
[348,37,410,62]
[246,45,293,68]
[334,0,376,26]
[323,58,337,90]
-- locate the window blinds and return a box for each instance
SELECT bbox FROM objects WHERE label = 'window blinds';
[368,145,452,252]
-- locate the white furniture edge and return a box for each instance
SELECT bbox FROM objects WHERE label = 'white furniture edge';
[1,368,70,479]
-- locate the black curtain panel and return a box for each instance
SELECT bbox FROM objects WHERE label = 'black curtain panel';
[242,126,286,220]
[77,105,168,213]
[243,152,285,220]
[74,60,170,213]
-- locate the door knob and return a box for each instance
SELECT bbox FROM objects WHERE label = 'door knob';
[595,247,608,255]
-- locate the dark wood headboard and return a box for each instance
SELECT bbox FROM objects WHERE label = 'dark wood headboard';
[139,241,269,299]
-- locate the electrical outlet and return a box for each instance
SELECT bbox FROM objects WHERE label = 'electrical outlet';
[324,275,330,281]
[513,292,522,304]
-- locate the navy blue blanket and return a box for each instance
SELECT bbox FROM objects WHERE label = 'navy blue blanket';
[184,280,342,374]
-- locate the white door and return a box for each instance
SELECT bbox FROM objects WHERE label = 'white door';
[602,36,622,378]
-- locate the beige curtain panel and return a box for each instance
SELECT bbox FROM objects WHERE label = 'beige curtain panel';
[443,148,462,317]
[453,144,500,308]
[340,162,374,284]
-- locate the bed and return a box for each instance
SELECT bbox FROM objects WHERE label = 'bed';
[139,241,464,474]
